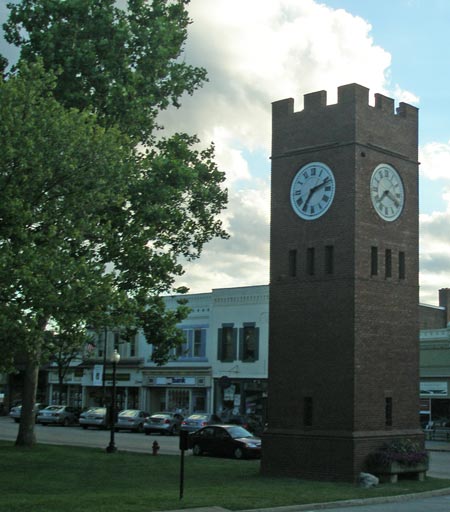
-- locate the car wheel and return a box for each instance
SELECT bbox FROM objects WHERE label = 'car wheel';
[63,418,70,427]
[14,419,19,424]
[192,444,202,456]
[234,447,244,459]
[145,430,150,436]
[82,426,87,430]
[137,423,144,434]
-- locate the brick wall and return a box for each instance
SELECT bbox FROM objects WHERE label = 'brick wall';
[262,84,423,482]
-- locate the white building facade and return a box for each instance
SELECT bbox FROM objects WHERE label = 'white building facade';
[45,285,269,422]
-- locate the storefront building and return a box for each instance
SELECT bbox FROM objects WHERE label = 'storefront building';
[8,285,450,431]
[420,288,450,426]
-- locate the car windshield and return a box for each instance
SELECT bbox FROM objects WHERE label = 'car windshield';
[45,406,63,411]
[152,414,169,419]
[120,410,138,417]
[227,426,253,439]
[87,407,106,414]
[189,414,207,421]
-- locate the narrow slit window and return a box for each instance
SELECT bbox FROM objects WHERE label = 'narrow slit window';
[385,249,392,278]
[304,397,313,427]
[325,245,334,274]
[371,246,378,276]
[385,397,393,427]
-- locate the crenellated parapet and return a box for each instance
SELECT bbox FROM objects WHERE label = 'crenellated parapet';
[272,83,418,163]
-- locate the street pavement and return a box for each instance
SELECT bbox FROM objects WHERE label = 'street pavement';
[2,417,450,512]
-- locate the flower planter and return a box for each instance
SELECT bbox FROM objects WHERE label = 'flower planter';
[369,461,429,483]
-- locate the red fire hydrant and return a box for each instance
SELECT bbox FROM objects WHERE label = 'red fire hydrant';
[152,440,160,456]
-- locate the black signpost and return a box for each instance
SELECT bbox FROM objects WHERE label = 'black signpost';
[179,430,189,499]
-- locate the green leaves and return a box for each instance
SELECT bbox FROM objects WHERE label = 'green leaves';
[4,0,207,142]
[1,0,228,371]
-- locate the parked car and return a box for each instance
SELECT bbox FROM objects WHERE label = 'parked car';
[9,403,47,423]
[79,407,108,429]
[37,405,79,426]
[189,424,262,459]
[144,412,183,435]
[227,414,264,436]
[180,413,222,433]
[115,409,149,433]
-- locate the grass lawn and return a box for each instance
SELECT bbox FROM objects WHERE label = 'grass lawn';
[1,441,450,512]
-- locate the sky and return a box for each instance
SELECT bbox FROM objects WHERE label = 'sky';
[1,0,450,305]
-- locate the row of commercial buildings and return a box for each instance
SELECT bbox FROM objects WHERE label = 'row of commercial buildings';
[3,284,450,426]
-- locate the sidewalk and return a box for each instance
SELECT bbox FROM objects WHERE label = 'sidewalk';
[426,440,450,451]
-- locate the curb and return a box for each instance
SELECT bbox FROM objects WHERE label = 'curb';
[238,487,450,511]
[162,487,450,512]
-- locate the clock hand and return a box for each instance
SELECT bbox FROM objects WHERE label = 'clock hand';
[306,177,330,202]
[386,190,399,207]
[381,189,399,207]
[312,176,330,192]
[302,177,331,208]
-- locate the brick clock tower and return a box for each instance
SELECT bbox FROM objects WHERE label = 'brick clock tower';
[261,84,424,482]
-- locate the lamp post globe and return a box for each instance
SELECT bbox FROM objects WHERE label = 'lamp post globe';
[106,350,120,453]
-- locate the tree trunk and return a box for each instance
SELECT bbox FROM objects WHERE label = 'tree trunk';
[15,350,40,447]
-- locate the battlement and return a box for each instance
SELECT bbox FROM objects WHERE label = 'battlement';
[271,83,418,161]
[272,83,418,120]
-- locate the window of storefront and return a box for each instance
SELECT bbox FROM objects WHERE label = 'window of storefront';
[167,388,190,412]
[173,327,207,360]
[240,324,259,362]
[218,324,237,362]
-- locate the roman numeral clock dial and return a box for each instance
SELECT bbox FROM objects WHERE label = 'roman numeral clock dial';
[370,163,405,221]
[290,162,336,220]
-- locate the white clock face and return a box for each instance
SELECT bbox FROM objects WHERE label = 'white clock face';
[290,162,336,220]
[370,163,404,221]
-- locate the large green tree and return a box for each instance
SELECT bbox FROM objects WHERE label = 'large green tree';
[1,0,228,447]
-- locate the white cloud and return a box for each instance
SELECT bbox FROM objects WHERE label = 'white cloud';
[176,182,271,294]
[420,210,450,304]
[420,141,450,181]
[170,0,394,293]
[206,127,252,186]
[392,84,420,106]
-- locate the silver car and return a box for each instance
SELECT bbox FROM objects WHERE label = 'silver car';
[180,413,222,433]
[9,403,47,423]
[144,412,183,435]
[37,405,79,426]
[115,409,149,433]
[79,407,108,429]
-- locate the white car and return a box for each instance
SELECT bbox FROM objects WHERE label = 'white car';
[115,409,149,433]
[37,405,79,426]
[9,403,47,423]
[79,407,108,429]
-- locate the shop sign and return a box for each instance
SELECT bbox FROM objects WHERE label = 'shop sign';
[420,381,448,396]
[224,384,236,401]
[104,373,131,382]
[93,365,103,386]
[155,377,196,385]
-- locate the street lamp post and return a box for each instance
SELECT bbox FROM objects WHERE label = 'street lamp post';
[106,349,120,453]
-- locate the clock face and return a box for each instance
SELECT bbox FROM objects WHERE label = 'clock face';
[370,163,405,221]
[290,162,336,220]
